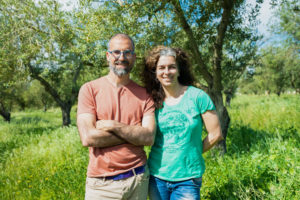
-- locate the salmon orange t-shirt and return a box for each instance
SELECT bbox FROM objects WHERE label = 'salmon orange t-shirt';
[77,76,155,177]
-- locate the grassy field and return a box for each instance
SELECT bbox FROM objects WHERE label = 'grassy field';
[0,94,299,199]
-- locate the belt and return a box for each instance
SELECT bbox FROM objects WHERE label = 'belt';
[106,165,145,181]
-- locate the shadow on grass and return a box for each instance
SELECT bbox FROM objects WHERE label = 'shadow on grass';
[8,116,61,135]
[12,116,50,124]
[205,167,277,199]
[207,124,270,158]
[0,116,62,164]
[227,124,269,154]
[225,123,299,155]
[0,140,18,163]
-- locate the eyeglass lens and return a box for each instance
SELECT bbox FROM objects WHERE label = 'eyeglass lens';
[110,50,133,58]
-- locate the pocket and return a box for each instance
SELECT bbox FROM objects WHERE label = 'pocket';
[86,177,111,189]
[191,177,202,187]
[139,166,150,181]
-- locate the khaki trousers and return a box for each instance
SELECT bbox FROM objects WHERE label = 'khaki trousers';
[85,167,149,200]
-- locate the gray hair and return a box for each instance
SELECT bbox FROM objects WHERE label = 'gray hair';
[160,47,177,58]
[107,33,135,52]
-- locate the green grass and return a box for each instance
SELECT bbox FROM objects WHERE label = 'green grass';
[0,94,299,199]
[0,108,88,199]
[202,94,300,199]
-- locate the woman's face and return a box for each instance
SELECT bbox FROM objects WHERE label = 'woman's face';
[156,56,179,87]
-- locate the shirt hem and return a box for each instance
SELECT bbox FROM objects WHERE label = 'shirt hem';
[87,163,146,178]
[150,173,204,182]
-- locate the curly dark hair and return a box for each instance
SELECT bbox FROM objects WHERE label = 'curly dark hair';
[142,46,194,109]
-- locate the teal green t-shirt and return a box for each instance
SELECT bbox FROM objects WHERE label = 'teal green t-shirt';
[148,86,215,181]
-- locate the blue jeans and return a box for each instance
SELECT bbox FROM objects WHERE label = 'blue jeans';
[149,175,202,200]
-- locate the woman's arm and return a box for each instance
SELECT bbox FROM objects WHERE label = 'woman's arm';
[202,110,223,153]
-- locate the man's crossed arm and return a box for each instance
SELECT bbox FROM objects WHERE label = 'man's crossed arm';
[77,113,156,148]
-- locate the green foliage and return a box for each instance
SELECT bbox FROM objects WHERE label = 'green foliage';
[0,0,111,125]
[239,0,300,95]
[0,94,299,199]
[258,46,288,95]
[1,0,264,130]
[273,0,300,45]
[0,79,28,121]
[239,45,300,95]
[22,80,56,111]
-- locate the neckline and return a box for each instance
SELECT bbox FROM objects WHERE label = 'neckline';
[163,86,190,107]
[104,76,132,89]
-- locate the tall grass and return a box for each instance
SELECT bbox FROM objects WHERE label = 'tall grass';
[0,94,299,199]
[0,109,88,199]
[202,94,300,199]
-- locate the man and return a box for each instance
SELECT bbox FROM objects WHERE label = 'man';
[77,33,156,200]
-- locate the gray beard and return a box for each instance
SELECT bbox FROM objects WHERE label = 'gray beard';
[109,65,131,76]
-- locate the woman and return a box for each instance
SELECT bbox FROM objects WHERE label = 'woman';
[143,46,223,200]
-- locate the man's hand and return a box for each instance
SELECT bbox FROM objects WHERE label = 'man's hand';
[77,113,126,147]
[95,115,156,146]
[96,120,125,132]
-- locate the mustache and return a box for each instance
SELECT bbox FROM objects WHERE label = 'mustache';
[114,60,129,65]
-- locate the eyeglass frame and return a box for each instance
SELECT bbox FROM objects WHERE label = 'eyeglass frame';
[107,49,135,59]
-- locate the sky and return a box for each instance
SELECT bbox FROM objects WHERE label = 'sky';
[246,0,278,45]
[250,0,274,35]
[58,0,79,11]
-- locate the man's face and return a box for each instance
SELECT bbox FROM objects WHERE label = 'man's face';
[106,37,136,76]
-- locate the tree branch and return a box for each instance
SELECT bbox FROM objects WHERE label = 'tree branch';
[170,0,213,86]
[213,0,234,92]
[27,62,65,108]
[70,62,83,104]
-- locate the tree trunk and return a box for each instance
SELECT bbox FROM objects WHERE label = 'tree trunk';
[276,91,281,96]
[61,104,71,126]
[225,95,232,107]
[16,97,26,111]
[43,104,47,112]
[225,90,233,107]
[0,103,11,122]
[209,90,230,154]
[209,0,233,154]
[28,62,81,126]
[41,99,48,112]
[170,0,234,154]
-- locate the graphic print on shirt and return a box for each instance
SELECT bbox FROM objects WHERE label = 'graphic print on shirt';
[157,110,191,149]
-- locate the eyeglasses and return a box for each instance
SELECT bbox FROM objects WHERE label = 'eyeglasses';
[108,50,134,59]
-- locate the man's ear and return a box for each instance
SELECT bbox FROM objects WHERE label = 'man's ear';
[133,53,137,62]
[106,51,110,61]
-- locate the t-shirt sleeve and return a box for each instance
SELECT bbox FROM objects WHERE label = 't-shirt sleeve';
[197,90,216,114]
[143,95,155,116]
[77,83,96,116]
